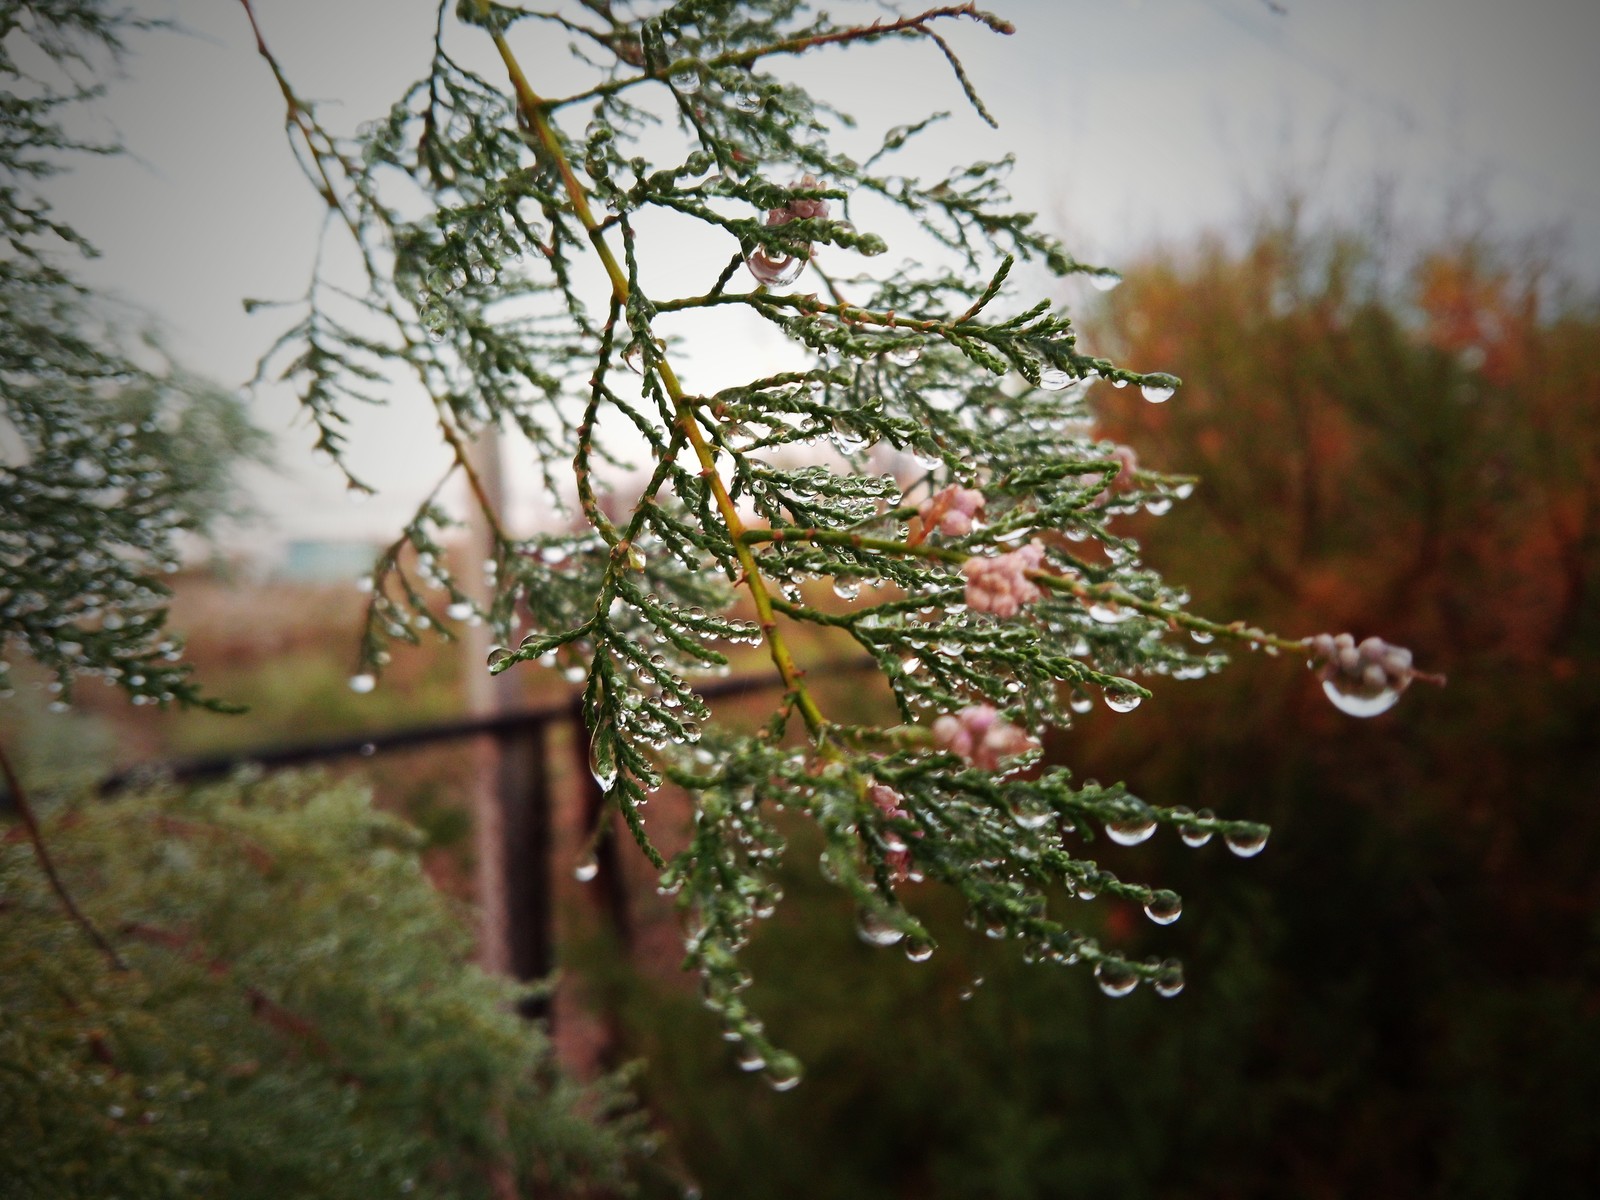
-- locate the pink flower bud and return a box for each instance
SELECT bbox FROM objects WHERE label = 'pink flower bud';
[917,484,986,538]
[932,704,1039,771]
[962,541,1046,618]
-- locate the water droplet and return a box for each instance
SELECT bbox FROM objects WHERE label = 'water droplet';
[1038,366,1073,391]
[563,665,586,683]
[856,908,905,947]
[359,742,377,757]
[1224,827,1269,858]
[486,645,513,671]
[886,343,921,367]
[1140,375,1177,404]
[736,1044,766,1072]
[574,855,599,883]
[1143,889,1182,925]
[903,937,934,962]
[447,601,472,620]
[764,1054,802,1091]
[1104,690,1142,713]
[1189,628,1214,645]
[1106,812,1157,845]
[1153,959,1186,998]
[1180,807,1215,847]
[899,655,921,675]
[746,250,805,287]
[1068,692,1094,714]
[348,673,376,694]
[1094,959,1139,997]
[1321,677,1400,717]
[958,975,985,1001]
[1089,603,1132,624]
[670,66,701,93]
[1089,271,1122,292]
[1144,496,1173,516]
[732,89,764,114]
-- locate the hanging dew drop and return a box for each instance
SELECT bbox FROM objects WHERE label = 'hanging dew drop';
[1139,375,1178,404]
[1094,960,1139,997]
[1089,603,1133,624]
[348,673,376,694]
[1038,366,1072,391]
[1224,828,1269,858]
[447,601,472,620]
[903,937,935,963]
[670,66,701,93]
[1143,890,1183,925]
[886,344,921,367]
[1104,689,1143,713]
[574,855,599,883]
[856,908,905,947]
[1153,959,1186,998]
[1106,814,1157,845]
[1321,677,1401,717]
[736,1044,766,1072]
[1089,271,1122,292]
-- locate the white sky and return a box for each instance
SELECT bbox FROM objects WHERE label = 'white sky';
[38,0,1600,550]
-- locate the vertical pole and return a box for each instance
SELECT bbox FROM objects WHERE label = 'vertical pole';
[499,717,554,1020]
[465,425,511,974]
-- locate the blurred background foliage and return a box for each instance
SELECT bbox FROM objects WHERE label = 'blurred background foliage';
[584,199,1600,1199]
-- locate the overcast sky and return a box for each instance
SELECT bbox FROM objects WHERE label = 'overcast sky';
[40,0,1600,549]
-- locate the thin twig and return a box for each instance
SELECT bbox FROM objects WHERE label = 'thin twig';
[0,739,127,970]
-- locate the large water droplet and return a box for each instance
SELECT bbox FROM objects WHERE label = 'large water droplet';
[574,855,599,883]
[348,673,376,694]
[1140,375,1177,403]
[447,601,472,621]
[1181,807,1215,847]
[1104,690,1143,713]
[1153,959,1185,998]
[903,937,934,963]
[1038,366,1073,391]
[670,67,701,93]
[886,343,921,367]
[1224,828,1269,858]
[1094,960,1138,997]
[1106,813,1157,845]
[736,1043,766,1072]
[856,908,905,947]
[486,645,513,671]
[1089,271,1122,292]
[1321,677,1400,717]
[1143,889,1182,925]
[746,251,805,287]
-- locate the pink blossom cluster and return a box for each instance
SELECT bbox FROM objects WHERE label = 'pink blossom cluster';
[766,174,830,225]
[1307,632,1418,697]
[931,704,1039,771]
[917,483,985,538]
[962,540,1046,617]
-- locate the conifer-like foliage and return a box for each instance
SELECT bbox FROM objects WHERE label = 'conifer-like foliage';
[248,0,1435,1079]
[0,773,647,1199]
[0,2,264,710]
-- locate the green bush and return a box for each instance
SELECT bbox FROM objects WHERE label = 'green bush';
[0,773,646,1199]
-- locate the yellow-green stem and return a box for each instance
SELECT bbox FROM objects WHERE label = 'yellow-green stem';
[484,19,828,737]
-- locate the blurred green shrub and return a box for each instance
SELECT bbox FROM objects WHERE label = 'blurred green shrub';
[0,772,647,1199]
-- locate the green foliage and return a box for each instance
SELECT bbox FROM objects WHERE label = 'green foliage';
[0,1,266,709]
[586,212,1600,1198]
[246,0,1380,1071]
[0,772,647,1199]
